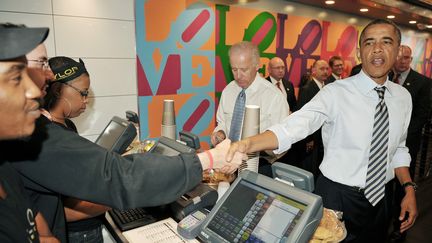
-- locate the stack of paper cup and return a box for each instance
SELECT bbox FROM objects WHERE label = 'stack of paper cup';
[238,105,260,173]
[217,181,230,202]
[161,99,176,140]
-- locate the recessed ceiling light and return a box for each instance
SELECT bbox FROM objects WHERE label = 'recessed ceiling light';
[348,17,358,24]
[426,25,432,29]
[387,15,395,19]
[284,5,295,13]
[325,0,335,4]
[360,8,368,12]
[318,12,328,18]
[409,20,417,24]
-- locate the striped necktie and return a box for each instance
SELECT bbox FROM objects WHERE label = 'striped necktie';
[228,89,246,142]
[364,87,389,206]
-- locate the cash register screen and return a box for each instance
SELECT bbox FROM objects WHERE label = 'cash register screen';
[95,116,136,154]
[149,136,195,156]
[205,179,306,242]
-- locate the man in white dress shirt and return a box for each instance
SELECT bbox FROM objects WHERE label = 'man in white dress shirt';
[226,19,417,242]
[211,41,289,175]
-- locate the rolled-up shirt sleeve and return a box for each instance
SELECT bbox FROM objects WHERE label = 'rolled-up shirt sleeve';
[391,97,412,169]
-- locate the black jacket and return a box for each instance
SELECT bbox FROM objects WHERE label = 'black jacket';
[2,116,203,241]
[389,69,432,159]
[265,76,298,112]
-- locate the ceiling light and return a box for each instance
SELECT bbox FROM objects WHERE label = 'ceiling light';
[325,0,335,4]
[360,8,368,12]
[387,15,395,19]
[348,17,358,24]
[318,12,328,18]
[409,20,417,24]
[284,5,295,13]
[426,25,432,29]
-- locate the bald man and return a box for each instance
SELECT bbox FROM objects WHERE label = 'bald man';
[388,44,431,241]
[391,45,431,176]
[266,57,297,112]
[296,60,329,177]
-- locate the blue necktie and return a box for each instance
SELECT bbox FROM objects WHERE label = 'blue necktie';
[364,87,389,206]
[229,89,246,142]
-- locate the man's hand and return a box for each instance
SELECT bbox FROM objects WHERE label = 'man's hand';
[205,139,247,174]
[226,139,251,162]
[211,130,226,146]
[399,188,417,233]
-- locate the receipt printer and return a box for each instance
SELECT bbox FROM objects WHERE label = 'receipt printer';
[170,184,217,221]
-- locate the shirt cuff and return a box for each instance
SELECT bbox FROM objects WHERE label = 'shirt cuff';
[391,148,411,168]
[267,124,292,154]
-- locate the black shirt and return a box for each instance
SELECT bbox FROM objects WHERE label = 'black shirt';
[55,118,104,233]
[3,115,203,241]
[0,161,39,242]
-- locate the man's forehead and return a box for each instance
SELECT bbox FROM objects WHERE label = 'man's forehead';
[0,61,26,74]
[362,24,397,39]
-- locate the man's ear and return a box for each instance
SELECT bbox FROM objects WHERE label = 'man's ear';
[356,48,361,62]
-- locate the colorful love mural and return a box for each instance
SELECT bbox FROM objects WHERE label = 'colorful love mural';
[135,0,432,148]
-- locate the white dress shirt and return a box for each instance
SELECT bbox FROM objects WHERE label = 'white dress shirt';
[331,73,341,80]
[269,70,412,187]
[396,69,410,86]
[312,77,324,89]
[269,76,287,99]
[214,73,290,137]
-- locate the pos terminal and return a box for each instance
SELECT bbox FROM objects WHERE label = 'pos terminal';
[198,170,323,243]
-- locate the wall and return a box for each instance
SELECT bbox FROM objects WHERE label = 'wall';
[2,0,431,143]
[136,0,432,148]
[0,0,137,141]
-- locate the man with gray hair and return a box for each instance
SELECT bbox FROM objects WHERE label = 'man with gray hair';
[211,41,289,176]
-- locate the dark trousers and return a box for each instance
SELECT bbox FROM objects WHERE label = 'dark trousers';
[315,176,393,243]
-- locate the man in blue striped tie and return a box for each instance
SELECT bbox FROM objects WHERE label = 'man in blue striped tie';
[227,19,417,242]
[211,41,289,176]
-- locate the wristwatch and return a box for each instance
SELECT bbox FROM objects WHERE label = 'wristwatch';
[402,181,418,191]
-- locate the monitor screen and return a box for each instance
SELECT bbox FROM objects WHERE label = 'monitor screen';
[149,136,195,156]
[206,180,306,242]
[95,116,136,154]
[199,171,322,243]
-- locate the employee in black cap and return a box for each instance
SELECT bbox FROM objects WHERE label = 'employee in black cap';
[43,56,108,243]
[0,23,59,243]
[2,26,245,242]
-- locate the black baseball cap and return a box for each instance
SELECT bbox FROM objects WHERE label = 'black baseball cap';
[0,24,49,61]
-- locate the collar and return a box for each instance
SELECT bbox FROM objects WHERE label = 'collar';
[312,77,324,89]
[354,70,393,97]
[269,76,282,85]
[332,73,341,80]
[233,73,260,93]
[398,68,410,84]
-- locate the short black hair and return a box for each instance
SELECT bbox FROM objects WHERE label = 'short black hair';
[359,19,401,46]
[328,56,343,68]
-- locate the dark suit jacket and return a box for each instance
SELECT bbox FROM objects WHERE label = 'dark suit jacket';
[296,79,324,175]
[297,79,321,109]
[266,76,297,112]
[325,73,337,85]
[390,69,432,160]
[297,80,322,144]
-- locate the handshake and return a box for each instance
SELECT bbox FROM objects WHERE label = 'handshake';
[197,139,248,174]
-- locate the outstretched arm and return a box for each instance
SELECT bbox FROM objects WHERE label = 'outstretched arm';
[226,130,279,162]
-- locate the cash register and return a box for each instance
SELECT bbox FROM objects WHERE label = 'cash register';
[198,170,323,243]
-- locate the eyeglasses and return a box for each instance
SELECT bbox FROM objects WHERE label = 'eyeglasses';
[63,82,89,98]
[28,59,49,70]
